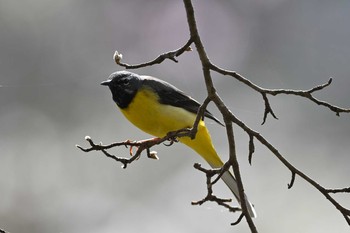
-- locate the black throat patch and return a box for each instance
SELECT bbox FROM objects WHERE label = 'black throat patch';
[111,86,137,109]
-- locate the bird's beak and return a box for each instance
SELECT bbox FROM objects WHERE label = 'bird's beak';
[101,79,111,86]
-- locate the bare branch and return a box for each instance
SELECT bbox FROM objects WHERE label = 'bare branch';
[190,96,212,139]
[191,163,241,214]
[227,110,350,225]
[183,0,258,231]
[287,171,296,189]
[231,213,245,226]
[327,187,350,194]
[248,135,255,165]
[262,78,350,116]
[210,65,350,118]
[114,38,193,69]
[76,129,191,168]
[261,92,278,124]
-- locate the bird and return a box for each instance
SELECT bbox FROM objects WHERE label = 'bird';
[101,70,256,217]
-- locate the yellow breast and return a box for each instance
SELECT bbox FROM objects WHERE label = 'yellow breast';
[120,87,196,138]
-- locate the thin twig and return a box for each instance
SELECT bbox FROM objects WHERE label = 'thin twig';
[261,92,278,124]
[248,135,255,165]
[114,39,193,69]
[231,213,245,226]
[327,187,350,194]
[191,163,240,213]
[210,65,350,119]
[190,96,212,139]
[287,171,296,189]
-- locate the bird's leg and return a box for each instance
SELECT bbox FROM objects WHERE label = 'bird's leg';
[123,140,134,156]
[163,137,179,147]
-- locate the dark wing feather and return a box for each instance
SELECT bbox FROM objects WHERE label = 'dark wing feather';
[142,76,224,126]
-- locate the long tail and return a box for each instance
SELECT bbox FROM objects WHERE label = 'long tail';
[180,121,257,218]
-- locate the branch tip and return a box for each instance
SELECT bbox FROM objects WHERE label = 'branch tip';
[248,135,255,165]
[287,171,296,189]
[147,150,159,160]
[185,46,193,52]
[231,213,244,226]
[113,51,123,64]
[114,38,193,69]
[328,77,333,85]
[261,93,278,125]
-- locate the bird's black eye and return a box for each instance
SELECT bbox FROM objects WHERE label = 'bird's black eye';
[120,78,129,85]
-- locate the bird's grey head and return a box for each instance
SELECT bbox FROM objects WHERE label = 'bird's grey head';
[101,71,142,108]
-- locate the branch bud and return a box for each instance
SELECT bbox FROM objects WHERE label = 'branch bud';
[113,51,123,64]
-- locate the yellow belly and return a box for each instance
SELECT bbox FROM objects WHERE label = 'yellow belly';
[120,88,195,137]
[120,87,223,167]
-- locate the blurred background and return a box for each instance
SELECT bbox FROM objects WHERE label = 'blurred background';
[1,0,349,232]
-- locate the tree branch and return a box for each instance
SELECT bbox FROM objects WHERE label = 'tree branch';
[227,111,350,225]
[191,163,241,214]
[113,38,193,69]
[326,187,350,194]
[182,0,258,230]
[77,129,191,168]
[210,65,350,120]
